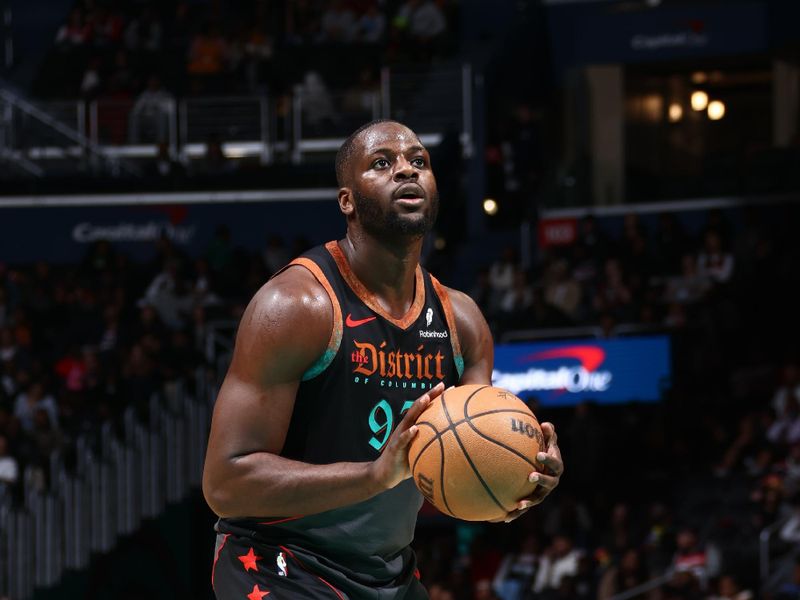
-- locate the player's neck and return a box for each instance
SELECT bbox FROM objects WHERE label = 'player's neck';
[340,233,423,313]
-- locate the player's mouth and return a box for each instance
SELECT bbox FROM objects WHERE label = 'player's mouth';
[393,184,425,207]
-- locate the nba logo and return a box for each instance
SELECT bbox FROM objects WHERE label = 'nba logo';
[276,552,288,577]
[425,308,433,327]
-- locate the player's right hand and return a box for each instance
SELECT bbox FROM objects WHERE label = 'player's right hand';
[369,382,445,491]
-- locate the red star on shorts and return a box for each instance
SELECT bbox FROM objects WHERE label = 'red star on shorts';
[246,584,270,600]
[238,547,262,572]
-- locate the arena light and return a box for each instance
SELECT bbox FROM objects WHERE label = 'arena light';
[668,103,683,122]
[483,198,499,216]
[691,90,709,111]
[691,71,708,84]
[707,100,726,120]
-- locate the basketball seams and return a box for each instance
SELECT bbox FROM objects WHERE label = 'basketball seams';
[437,433,455,516]
[462,414,539,469]
[412,408,533,457]
[410,421,440,474]
[441,386,507,513]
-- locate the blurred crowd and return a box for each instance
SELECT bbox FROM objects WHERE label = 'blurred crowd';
[3,201,800,599]
[37,0,457,101]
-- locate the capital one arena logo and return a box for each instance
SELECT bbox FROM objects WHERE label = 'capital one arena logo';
[492,345,613,395]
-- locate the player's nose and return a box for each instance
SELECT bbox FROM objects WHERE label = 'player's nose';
[393,157,418,180]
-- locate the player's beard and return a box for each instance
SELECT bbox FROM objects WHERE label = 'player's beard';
[352,190,439,239]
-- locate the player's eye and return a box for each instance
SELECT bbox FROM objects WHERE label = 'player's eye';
[372,158,390,169]
[411,157,426,168]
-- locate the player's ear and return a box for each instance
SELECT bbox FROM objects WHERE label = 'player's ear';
[338,188,355,216]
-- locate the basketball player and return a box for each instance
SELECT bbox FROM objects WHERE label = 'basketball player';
[203,119,563,599]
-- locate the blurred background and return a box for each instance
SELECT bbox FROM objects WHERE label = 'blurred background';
[1,0,799,598]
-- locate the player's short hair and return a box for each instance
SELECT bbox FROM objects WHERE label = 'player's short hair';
[335,119,418,188]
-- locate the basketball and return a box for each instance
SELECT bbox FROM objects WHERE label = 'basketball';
[408,384,544,522]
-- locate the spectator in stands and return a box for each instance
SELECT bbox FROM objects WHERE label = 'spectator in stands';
[783,442,800,498]
[772,362,800,417]
[55,8,91,51]
[697,229,734,287]
[666,253,711,306]
[189,258,222,309]
[30,408,64,468]
[497,268,534,328]
[354,0,387,43]
[129,75,174,144]
[342,67,380,114]
[473,578,500,600]
[0,326,15,363]
[296,69,339,134]
[391,0,449,61]
[284,0,321,45]
[489,245,518,301]
[778,494,800,547]
[124,6,164,56]
[671,526,721,590]
[705,573,754,600]
[142,258,191,330]
[187,23,228,93]
[88,5,124,51]
[317,0,357,44]
[241,25,274,92]
[593,258,634,322]
[106,49,138,98]
[0,433,19,487]
[492,533,541,600]
[428,582,456,600]
[543,257,582,323]
[533,534,583,597]
[767,396,800,448]
[13,381,58,434]
[597,547,657,600]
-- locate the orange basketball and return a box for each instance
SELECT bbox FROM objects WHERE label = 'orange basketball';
[408,384,544,522]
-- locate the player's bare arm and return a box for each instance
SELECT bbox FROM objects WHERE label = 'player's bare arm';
[202,265,443,518]
[448,287,563,519]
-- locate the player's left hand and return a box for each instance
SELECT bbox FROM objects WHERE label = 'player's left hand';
[489,421,563,523]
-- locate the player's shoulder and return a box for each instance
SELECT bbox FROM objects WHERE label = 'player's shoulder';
[243,263,333,335]
[439,284,483,320]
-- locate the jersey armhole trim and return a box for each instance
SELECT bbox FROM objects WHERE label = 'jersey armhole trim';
[288,258,343,381]
[430,275,465,379]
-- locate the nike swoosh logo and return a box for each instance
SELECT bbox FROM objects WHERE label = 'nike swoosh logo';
[345,314,377,328]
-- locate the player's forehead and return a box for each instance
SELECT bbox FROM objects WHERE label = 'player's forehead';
[357,122,424,155]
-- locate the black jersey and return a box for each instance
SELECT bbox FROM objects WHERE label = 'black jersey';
[217,241,464,593]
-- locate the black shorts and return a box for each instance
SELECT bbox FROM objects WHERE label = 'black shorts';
[211,533,429,600]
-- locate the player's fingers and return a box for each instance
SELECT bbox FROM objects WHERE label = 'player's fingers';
[503,507,530,523]
[541,422,558,446]
[399,382,444,428]
[394,424,420,449]
[526,472,559,493]
[536,449,564,476]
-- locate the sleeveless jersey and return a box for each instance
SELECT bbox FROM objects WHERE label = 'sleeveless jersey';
[217,240,464,589]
